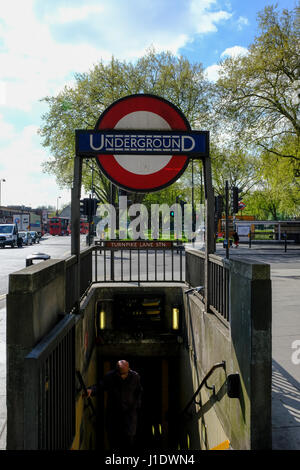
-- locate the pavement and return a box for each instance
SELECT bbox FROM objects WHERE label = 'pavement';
[216,242,300,450]
[0,299,6,450]
[0,241,299,450]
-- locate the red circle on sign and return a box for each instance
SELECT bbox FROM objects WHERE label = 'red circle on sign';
[95,94,190,192]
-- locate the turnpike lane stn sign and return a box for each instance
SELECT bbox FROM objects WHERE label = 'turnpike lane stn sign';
[76,94,209,193]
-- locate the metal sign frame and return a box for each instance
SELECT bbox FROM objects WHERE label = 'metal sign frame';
[71,94,215,313]
[84,94,208,193]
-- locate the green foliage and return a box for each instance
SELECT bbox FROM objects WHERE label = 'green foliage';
[39,6,299,221]
[210,143,261,197]
[39,49,211,202]
[215,5,300,161]
[243,136,300,219]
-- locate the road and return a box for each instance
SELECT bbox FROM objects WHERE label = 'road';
[0,234,87,297]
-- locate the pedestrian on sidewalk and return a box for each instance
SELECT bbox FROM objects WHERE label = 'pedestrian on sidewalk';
[233,230,239,248]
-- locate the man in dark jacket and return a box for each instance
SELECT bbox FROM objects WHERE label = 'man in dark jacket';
[86,360,142,449]
[233,230,239,248]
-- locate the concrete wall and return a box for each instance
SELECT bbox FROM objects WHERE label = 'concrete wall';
[181,252,272,450]
[6,249,272,451]
[72,286,98,451]
[6,259,66,450]
[6,256,99,451]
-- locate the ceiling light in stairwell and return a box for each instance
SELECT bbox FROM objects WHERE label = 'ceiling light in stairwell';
[172,306,180,330]
[100,310,106,330]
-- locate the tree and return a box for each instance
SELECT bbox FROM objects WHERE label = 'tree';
[210,143,261,197]
[243,190,280,220]
[243,135,300,219]
[39,49,212,202]
[215,5,300,161]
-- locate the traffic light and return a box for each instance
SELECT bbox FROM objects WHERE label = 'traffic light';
[231,187,239,214]
[80,198,99,220]
[215,195,224,218]
[170,210,174,217]
[80,198,89,216]
[90,198,98,216]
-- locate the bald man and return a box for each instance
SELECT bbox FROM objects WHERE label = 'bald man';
[86,360,142,449]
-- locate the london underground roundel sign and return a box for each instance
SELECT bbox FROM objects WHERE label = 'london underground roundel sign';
[76,94,209,193]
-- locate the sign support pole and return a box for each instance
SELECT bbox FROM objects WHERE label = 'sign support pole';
[225,180,229,260]
[71,154,82,314]
[203,154,215,313]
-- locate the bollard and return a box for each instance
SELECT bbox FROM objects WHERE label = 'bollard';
[26,253,50,267]
[110,250,115,281]
[284,232,287,252]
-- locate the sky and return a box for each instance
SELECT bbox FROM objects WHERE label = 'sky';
[0,0,297,209]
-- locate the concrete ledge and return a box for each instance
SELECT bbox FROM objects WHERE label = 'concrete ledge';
[8,259,65,294]
[229,256,270,280]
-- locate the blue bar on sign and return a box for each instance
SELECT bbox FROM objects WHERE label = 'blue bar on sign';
[76,129,209,157]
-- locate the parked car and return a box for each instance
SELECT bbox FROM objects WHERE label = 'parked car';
[19,231,33,246]
[29,231,40,244]
[0,223,19,248]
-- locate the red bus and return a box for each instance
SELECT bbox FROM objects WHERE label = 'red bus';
[80,221,89,234]
[49,217,70,236]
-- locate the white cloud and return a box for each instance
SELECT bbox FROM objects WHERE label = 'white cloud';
[0,114,16,140]
[237,16,249,30]
[221,45,248,58]
[204,64,221,82]
[204,45,248,82]
[0,0,234,111]
[0,124,70,207]
[0,82,6,106]
[190,0,232,33]
[48,5,105,24]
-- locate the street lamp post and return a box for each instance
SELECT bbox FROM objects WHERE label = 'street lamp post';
[0,178,6,207]
[56,196,61,215]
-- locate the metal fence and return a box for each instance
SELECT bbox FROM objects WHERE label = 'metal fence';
[64,243,229,323]
[208,254,229,323]
[92,241,185,283]
[65,247,93,312]
[24,314,76,450]
[185,249,230,324]
[185,249,205,290]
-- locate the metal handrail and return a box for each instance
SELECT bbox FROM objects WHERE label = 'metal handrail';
[181,361,226,416]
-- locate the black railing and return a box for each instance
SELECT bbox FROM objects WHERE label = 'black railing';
[181,361,226,416]
[92,241,185,283]
[24,314,76,450]
[185,249,230,324]
[65,247,93,313]
[80,247,93,295]
[185,249,205,289]
[65,255,77,312]
[208,255,229,323]
[64,244,229,323]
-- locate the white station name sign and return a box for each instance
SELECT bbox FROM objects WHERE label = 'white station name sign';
[76,129,208,156]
